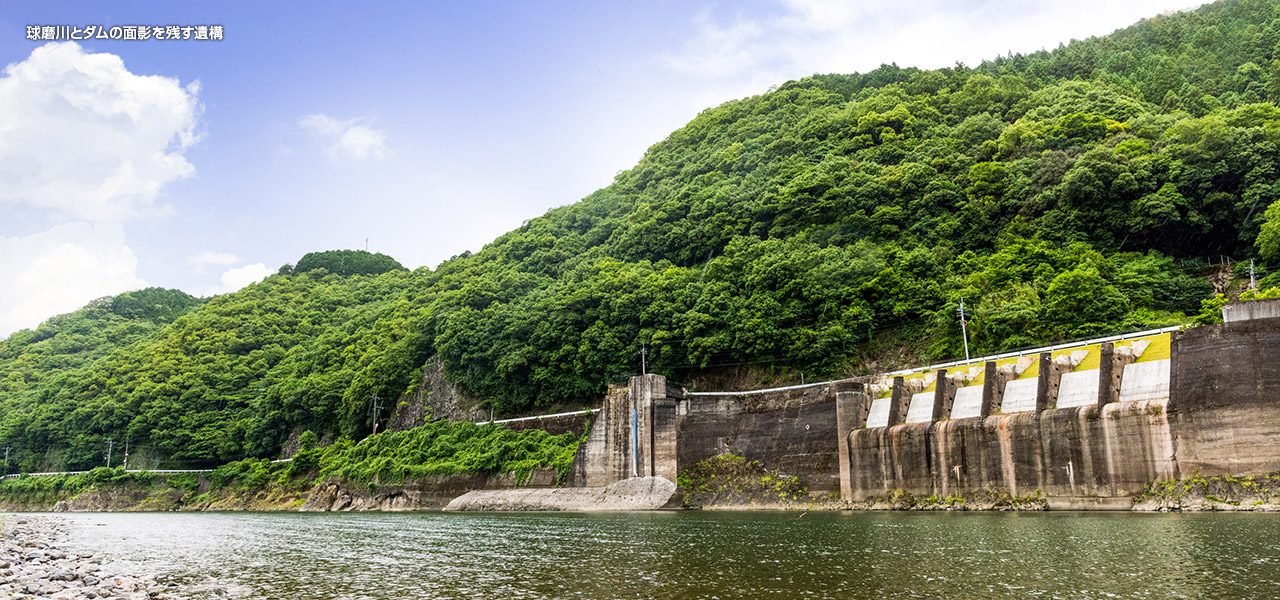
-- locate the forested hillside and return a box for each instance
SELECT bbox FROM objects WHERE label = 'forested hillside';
[4,0,1280,471]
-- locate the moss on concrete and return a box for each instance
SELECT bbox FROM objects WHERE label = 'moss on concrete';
[1133,472,1280,511]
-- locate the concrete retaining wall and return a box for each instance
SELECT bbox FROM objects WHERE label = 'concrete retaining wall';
[676,384,841,495]
[1169,316,1280,476]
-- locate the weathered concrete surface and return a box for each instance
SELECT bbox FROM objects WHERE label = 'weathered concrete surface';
[568,375,681,488]
[1222,297,1280,322]
[632,374,681,481]
[569,386,631,487]
[678,383,841,495]
[444,476,676,511]
[1169,317,1280,476]
[846,400,1176,501]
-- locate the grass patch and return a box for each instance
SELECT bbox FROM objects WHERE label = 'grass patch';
[1122,333,1171,363]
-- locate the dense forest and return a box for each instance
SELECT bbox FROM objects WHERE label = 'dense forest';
[4,0,1280,471]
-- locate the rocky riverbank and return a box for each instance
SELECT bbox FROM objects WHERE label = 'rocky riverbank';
[0,515,249,599]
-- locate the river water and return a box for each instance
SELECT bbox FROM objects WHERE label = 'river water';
[46,510,1280,599]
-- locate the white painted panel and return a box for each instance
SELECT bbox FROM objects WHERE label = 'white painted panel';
[865,397,891,428]
[1118,359,1171,403]
[1001,378,1039,414]
[1056,370,1100,408]
[949,385,984,420]
[905,392,936,424]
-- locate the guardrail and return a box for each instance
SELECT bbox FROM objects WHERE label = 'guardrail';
[477,408,599,426]
[2,458,293,480]
[688,324,1184,396]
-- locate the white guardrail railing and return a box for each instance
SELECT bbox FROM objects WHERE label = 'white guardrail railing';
[476,408,598,426]
[687,324,1185,396]
[2,458,293,479]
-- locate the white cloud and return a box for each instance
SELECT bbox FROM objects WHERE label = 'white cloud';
[189,251,239,273]
[200,263,273,297]
[0,222,147,336]
[0,42,202,222]
[299,114,388,161]
[0,42,202,338]
[661,1,1201,99]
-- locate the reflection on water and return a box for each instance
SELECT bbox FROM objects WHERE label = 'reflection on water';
[48,510,1280,599]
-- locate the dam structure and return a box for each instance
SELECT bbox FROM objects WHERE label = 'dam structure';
[563,298,1280,509]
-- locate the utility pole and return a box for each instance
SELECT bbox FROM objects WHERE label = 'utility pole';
[640,342,647,375]
[122,438,129,470]
[1250,259,1258,291]
[105,438,114,468]
[368,394,383,435]
[957,297,971,362]
[2,445,9,476]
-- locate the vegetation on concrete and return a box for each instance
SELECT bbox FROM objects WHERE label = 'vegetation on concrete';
[861,488,1048,511]
[1133,472,1280,509]
[677,453,812,507]
[5,0,1280,472]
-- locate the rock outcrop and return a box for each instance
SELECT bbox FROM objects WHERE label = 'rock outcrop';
[444,476,677,511]
[385,357,486,431]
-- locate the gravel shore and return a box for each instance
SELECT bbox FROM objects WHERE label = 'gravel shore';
[0,515,243,600]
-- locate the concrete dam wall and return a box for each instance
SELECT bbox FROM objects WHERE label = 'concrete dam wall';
[567,299,1280,508]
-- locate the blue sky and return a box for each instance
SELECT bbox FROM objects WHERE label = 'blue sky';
[0,0,1197,336]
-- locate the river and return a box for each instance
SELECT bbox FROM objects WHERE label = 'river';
[45,511,1280,599]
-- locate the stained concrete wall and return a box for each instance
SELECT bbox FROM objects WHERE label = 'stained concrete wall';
[569,386,631,487]
[842,318,1277,503]
[1222,298,1280,322]
[570,375,681,487]
[677,383,841,495]
[846,400,1177,501]
[1169,316,1280,476]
